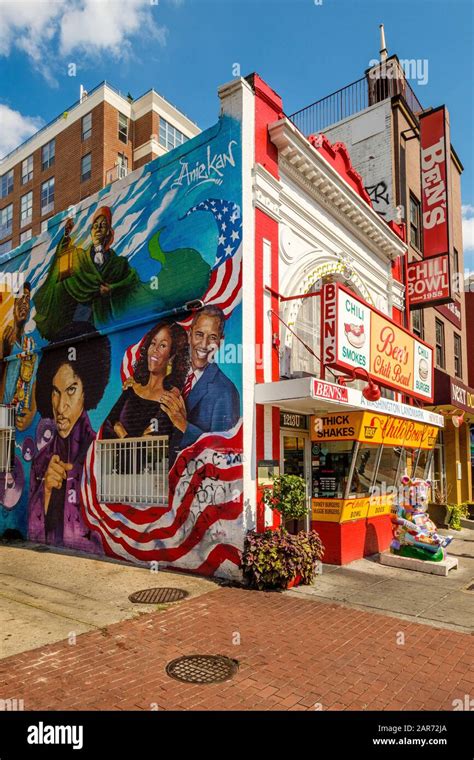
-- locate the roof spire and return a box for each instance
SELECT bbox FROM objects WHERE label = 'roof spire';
[379,23,388,62]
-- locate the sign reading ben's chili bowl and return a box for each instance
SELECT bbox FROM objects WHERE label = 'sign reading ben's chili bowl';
[322,283,434,402]
[311,412,439,449]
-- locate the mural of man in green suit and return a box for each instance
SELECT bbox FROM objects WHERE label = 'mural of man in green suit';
[34,207,155,340]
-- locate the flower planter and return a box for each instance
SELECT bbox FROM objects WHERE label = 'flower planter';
[286,574,302,589]
[427,503,450,529]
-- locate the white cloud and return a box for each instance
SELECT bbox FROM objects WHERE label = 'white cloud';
[462,204,474,251]
[60,0,167,58]
[0,0,168,84]
[0,104,44,159]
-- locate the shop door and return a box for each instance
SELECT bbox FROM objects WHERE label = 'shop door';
[431,443,446,503]
[280,434,310,532]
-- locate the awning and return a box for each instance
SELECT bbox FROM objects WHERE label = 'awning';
[431,369,474,422]
[255,377,444,427]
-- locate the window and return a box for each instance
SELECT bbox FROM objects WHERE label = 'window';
[454,333,462,378]
[82,112,92,141]
[20,191,33,226]
[118,112,128,143]
[0,240,12,255]
[117,152,128,179]
[1,170,14,198]
[21,155,33,184]
[453,248,460,295]
[97,436,169,505]
[410,193,421,250]
[41,177,55,215]
[41,219,49,233]
[0,204,13,238]
[311,440,357,499]
[42,139,55,170]
[435,318,445,369]
[81,153,92,182]
[20,229,32,244]
[159,118,187,150]
[411,308,424,339]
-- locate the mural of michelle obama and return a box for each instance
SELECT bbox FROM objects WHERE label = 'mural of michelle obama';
[29,323,110,550]
[102,321,189,440]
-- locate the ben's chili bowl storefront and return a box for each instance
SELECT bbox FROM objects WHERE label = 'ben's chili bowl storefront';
[255,286,443,565]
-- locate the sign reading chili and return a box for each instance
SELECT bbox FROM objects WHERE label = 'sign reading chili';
[322,282,434,401]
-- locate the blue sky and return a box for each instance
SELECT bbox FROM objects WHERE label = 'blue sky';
[1,0,473,260]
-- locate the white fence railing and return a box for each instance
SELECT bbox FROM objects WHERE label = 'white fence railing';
[96,436,169,505]
[0,406,15,472]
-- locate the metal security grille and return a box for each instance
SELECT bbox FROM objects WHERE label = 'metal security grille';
[0,405,15,473]
[166,655,239,684]
[97,436,169,505]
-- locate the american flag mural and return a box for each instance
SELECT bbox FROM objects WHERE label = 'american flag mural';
[178,199,242,327]
[121,197,242,382]
[80,421,243,578]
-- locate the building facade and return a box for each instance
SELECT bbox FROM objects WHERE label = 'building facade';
[290,42,471,508]
[0,82,200,253]
[0,74,445,576]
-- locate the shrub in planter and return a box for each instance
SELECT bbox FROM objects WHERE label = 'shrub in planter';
[242,527,324,591]
[448,502,470,531]
[261,474,308,523]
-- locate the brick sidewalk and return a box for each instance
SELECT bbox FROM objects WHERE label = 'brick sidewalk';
[0,587,472,711]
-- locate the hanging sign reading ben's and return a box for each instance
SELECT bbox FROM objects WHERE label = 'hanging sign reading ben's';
[322,283,434,402]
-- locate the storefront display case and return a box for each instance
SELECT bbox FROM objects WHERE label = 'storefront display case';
[310,411,440,562]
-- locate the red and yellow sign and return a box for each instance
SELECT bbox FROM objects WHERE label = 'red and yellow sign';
[322,283,434,401]
[311,494,394,523]
[311,411,439,449]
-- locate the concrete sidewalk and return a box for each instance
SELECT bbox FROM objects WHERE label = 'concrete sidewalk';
[289,528,474,633]
[0,541,216,660]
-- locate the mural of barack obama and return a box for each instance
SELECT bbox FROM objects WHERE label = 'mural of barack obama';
[160,306,240,466]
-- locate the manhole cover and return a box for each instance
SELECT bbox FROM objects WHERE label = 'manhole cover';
[128,587,189,604]
[166,655,239,684]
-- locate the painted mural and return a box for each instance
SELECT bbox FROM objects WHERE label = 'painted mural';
[0,114,243,579]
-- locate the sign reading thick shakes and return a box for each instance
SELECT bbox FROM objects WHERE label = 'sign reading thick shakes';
[322,283,434,402]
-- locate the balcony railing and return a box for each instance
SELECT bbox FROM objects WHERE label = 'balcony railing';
[97,435,169,505]
[0,405,16,473]
[105,164,129,185]
[289,74,423,137]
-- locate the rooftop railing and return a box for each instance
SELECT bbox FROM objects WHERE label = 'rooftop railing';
[289,74,423,137]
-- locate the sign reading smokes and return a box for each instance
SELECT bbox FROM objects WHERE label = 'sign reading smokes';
[407,254,451,308]
[322,283,433,401]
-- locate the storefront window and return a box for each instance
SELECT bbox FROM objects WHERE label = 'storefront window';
[349,443,379,495]
[371,445,406,494]
[311,440,356,499]
[411,448,433,480]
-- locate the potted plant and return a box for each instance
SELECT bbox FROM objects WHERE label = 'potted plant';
[428,483,453,528]
[447,502,470,531]
[261,474,308,531]
[242,527,324,591]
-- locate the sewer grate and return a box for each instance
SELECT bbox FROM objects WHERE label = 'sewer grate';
[30,545,50,552]
[166,655,239,684]
[128,587,189,604]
